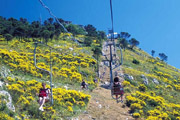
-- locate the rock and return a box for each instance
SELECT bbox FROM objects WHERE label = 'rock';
[104,81,110,85]
[73,53,76,56]
[124,74,134,80]
[0,90,15,112]
[0,66,13,78]
[141,75,148,85]
[83,111,88,114]
[64,85,68,90]
[88,115,92,118]
[69,47,73,51]
[98,104,102,109]
[119,73,124,77]
[153,78,159,84]
[0,81,4,88]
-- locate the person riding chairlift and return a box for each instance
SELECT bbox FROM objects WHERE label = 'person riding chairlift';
[113,76,124,103]
[38,82,50,111]
[81,79,88,89]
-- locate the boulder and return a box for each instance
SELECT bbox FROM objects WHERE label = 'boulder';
[69,47,73,51]
[0,90,15,112]
[0,66,14,78]
[0,81,4,88]
[141,74,148,85]
[124,74,134,80]
[153,78,159,85]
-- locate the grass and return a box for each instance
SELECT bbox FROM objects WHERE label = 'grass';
[0,36,98,119]
[117,47,180,119]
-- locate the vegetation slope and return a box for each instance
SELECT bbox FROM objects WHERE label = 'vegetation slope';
[0,16,105,120]
[117,45,180,120]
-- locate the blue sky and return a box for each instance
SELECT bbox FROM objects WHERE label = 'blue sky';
[0,0,180,69]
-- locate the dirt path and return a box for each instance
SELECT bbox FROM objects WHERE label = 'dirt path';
[78,41,134,120]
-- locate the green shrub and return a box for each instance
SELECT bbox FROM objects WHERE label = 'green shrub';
[138,84,147,92]
[132,58,140,64]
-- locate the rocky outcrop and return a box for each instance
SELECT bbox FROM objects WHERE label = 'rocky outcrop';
[0,66,14,78]
[0,90,15,112]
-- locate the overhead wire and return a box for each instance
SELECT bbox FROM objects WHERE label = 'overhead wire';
[38,0,79,44]
[109,0,115,84]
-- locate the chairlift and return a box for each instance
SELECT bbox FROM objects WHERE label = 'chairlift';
[34,42,53,105]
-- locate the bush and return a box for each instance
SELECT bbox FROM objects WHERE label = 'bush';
[84,37,92,46]
[132,58,140,64]
[138,84,147,92]
[133,113,140,118]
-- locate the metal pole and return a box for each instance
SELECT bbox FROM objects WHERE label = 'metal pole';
[109,44,113,85]
[50,48,53,105]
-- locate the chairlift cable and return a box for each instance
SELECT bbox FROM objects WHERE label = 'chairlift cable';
[38,0,97,60]
[109,0,115,85]
[109,0,124,100]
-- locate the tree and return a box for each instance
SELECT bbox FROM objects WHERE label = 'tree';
[118,38,128,51]
[119,32,131,39]
[151,50,155,57]
[84,24,97,37]
[92,46,102,57]
[19,17,27,24]
[66,24,86,36]
[92,46,102,77]
[48,18,54,24]
[129,38,140,49]
[84,36,93,46]
[4,33,13,43]
[159,53,168,61]
[42,30,51,44]
[97,31,106,39]
[31,21,41,38]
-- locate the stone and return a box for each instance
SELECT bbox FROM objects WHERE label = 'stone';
[153,78,159,85]
[69,47,73,51]
[0,81,4,88]
[0,66,13,78]
[98,104,102,109]
[0,90,15,112]
[141,75,148,85]
[124,74,134,80]
[64,85,69,90]
[104,81,110,85]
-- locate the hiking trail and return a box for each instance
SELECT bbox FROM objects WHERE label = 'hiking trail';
[78,41,134,120]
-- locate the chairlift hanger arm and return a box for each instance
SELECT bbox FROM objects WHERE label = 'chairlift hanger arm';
[34,42,53,105]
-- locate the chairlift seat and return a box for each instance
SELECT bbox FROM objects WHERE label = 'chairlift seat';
[112,86,123,95]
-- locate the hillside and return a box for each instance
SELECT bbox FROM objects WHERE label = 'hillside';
[116,46,180,120]
[1,17,180,120]
[0,33,99,119]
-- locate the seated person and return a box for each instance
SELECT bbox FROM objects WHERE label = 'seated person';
[38,82,50,111]
[114,76,120,87]
[113,77,124,103]
[81,80,88,89]
[93,78,98,83]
